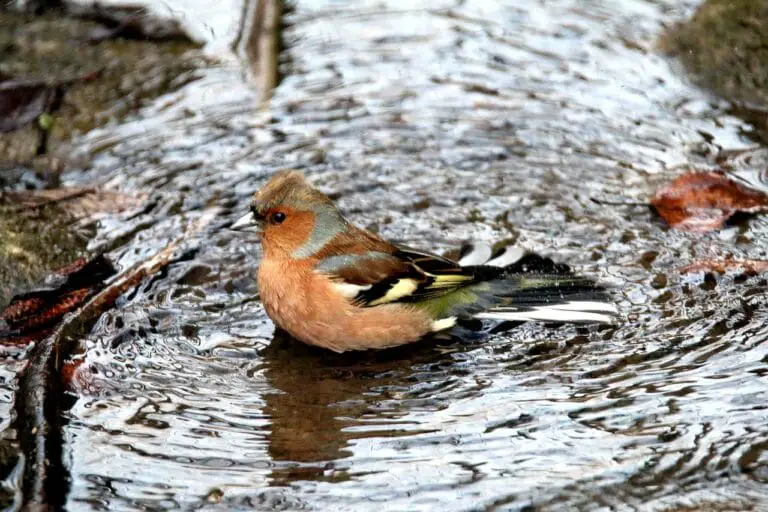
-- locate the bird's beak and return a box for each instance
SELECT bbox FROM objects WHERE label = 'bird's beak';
[230,211,260,233]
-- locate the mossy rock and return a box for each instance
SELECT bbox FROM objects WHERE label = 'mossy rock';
[661,0,768,107]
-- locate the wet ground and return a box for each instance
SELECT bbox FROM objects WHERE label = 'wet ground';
[3,0,768,510]
[0,6,201,307]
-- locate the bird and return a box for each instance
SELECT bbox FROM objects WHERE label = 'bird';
[231,171,617,352]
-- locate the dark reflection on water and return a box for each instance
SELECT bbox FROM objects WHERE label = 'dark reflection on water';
[261,333,456,482]
[9,0,767,509]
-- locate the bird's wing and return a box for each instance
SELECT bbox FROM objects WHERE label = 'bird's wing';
[317,245,615,324]
[315,245,493,307]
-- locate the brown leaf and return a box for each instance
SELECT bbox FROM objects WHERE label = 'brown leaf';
[61,358,87,393]
[69,3,194,43]
[0,70,100,134]
[2,187,146,218]
[0,255,116,342]
[680,258,768,275]
[651,171,768,232]
[0,78,56,133]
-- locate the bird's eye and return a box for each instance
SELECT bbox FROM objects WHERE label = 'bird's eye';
[270,212,286,224]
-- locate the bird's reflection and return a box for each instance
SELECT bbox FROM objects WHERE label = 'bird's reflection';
[258,329,468,485]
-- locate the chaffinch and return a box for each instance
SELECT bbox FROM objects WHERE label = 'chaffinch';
[232,171,617,352]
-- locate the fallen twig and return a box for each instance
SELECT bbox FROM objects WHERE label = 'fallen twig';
[589,196,650,207]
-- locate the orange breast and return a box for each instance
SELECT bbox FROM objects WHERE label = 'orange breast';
[257,258,432,352]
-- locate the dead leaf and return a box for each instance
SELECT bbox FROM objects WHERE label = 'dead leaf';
[0,78,57,133]
[680,257,768,275]
[0,255,116,341]
[61,357,88,393]
[0,71,101,134]
[651,171,768,232]
[68,3,194,43]
[2,187,146,218]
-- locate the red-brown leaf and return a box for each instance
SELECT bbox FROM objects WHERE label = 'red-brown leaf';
[0,255,116,343]
[651,171,768,232]
[61,358,88,393]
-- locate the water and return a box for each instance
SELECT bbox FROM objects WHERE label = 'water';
[6,0,768,510]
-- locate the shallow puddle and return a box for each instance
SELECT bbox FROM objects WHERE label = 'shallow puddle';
[4,0,768,510]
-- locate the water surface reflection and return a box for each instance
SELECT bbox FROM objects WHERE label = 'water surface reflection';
[51,0,768,509]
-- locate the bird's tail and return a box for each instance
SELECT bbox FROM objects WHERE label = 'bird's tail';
[472,287,617,324]
[456,243,617,324]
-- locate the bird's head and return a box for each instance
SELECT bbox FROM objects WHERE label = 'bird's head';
[231,171,347,259]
